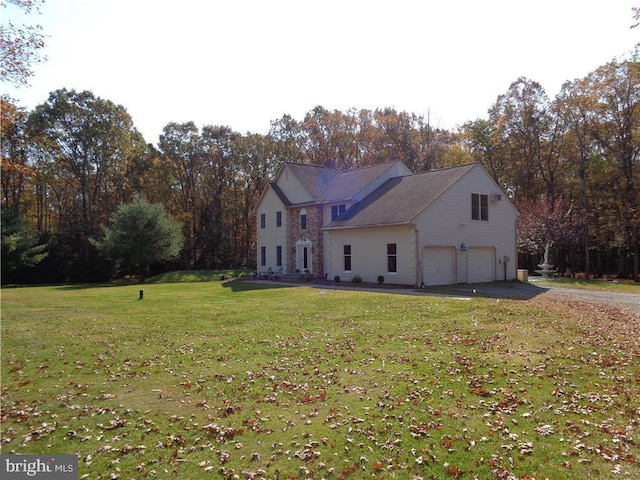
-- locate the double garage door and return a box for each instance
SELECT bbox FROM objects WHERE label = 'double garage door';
[422,246,495,285]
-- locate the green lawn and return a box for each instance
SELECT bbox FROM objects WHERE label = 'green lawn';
[1,276,638,479]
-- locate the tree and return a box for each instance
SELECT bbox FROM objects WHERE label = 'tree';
[0,0,47,86]
[516,197,584,275]
[488,77,564,202]
[555,76,601,279]
[462,119,503,185]
[1,95,32,210]
[158,121,203,269]
[198,125,239,268]
[93,197,184,278]
[231,133,279,267]
[1,207,48,281]
[26,89,148,277]
[595,52,640,280]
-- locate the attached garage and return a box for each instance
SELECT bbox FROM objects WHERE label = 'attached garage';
[467,246,495,283]
[422,246,456,286]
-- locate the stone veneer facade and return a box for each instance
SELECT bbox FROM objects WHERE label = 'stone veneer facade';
[288,205,324,278]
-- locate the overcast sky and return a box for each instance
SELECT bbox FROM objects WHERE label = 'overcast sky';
[3,0,638,144]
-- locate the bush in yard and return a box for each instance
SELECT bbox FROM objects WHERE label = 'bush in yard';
[334,275,340,283]
[351,274,362,283]
[92,197,184,279]
[377,275,384,284]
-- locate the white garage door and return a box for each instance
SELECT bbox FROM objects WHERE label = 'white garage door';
[422,247,456,286]
[467,247,495,283]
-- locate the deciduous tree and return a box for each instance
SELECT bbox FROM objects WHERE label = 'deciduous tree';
[0,0,47,86]
[26,89,147,279]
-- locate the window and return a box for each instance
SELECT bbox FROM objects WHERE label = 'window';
[300,209,307,230]
[387,243,397,273]
[471,193,489,221]
[331,204,346,221]
[276,211,282,227]
[343,245,352,271]
[260,213,266,229]
[260,246,266,266]
[276,245,282,267]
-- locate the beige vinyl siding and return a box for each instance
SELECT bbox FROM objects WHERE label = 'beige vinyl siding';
[275,165,314,204]
[255,187,288,271]
[415,165,518,283]
[326,225,416,285]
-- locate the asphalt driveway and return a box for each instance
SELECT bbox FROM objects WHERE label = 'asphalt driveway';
[443,281,640,318]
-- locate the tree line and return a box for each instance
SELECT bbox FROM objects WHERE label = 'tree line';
[2,47,638,283]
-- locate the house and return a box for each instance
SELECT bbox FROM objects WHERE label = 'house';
[254,161,519,286]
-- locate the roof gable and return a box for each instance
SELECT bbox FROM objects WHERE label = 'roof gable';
[326,163,477,229]
[272,161,409,204]
[323,162,408,202]
[278,163,336,202]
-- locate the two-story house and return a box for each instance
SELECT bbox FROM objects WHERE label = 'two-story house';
[255,161,519,286]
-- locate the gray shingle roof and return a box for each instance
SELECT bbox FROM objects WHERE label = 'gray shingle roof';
[325,163,476,229]
[323,163,403,202]
[283,162,403,203]
[283,163,336,202]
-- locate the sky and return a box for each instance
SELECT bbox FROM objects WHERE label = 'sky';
[3,0,639,144]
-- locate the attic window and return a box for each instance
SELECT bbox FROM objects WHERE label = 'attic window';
[471,193,489,221]
[331,204,346,221]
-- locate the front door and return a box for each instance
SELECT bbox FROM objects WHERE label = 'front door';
[296,240,312,273]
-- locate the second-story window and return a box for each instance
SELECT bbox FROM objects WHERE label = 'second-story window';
[260,213,266,229]
[471,193,489,221]
[276,211,282,227]
[300,208,307,230]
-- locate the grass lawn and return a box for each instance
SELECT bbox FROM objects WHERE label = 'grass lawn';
[1,274,638,479]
